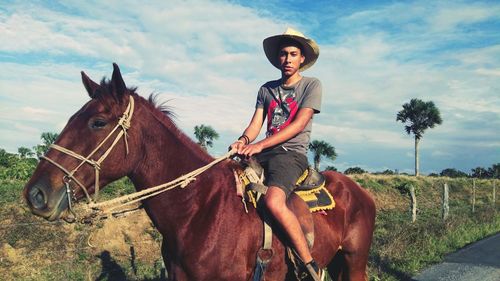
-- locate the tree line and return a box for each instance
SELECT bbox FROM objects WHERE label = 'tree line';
[2,126,497,180]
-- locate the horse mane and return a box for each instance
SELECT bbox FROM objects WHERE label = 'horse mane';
[133,91,215,163]
[94,77,215,164]
[147,93,177,120]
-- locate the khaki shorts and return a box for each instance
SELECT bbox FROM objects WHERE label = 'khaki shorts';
[255,146,308,197]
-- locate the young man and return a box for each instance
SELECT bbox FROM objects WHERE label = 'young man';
[230,28,323,280]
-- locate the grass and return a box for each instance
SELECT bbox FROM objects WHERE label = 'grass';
[349,174,500,280]
[1,175,499,280]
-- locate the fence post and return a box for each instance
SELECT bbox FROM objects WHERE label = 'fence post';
[442,183,449,221]
[472,178,476,213]
[410,184,417,223]
[493,180,496,206]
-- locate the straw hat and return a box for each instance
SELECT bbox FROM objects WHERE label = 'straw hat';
[263,27,320,72]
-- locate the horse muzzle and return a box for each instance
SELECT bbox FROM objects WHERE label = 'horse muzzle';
[25,179,69,221]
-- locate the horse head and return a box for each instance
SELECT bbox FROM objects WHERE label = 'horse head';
[23,63,142,221]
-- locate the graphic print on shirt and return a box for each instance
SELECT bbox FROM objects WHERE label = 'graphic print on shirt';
[266,87,299,136]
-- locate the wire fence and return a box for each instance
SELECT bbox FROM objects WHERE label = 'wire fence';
[405,179,498,223]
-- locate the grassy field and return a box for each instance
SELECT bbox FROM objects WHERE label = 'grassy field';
[353,174,499,280]
[0,175,498,280]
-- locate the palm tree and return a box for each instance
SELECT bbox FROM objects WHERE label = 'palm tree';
[308,140,337,170]
[33,132,59,158]
[396,98,442,176]
[194,124,219,150]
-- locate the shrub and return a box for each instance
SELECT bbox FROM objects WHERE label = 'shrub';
[324,165,338,171]
[440,168,468,178]
[344,167,366,174]
[0,158,37,180]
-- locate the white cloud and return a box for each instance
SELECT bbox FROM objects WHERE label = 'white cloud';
[475,68,500,77]
[22,106,56,116]
[313,123,410,149]
[429,4,500,32]
[431,150,453,158]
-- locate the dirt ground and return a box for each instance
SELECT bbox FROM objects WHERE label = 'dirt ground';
[88,209,162,263]
[0,203,162,280]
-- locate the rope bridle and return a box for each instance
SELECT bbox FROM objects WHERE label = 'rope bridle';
[40,95,235,221]
[41,96,135,215]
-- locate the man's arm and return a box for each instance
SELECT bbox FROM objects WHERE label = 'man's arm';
[230,108,264,151]
[239,107,314,156]
[242,108,265,143]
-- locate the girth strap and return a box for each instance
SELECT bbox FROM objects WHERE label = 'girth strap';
[253,217,273,281]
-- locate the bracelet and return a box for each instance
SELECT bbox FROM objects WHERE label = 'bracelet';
[238,135,250,145]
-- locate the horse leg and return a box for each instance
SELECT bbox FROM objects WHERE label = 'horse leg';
[161,238,172,280]
[338,225,373,281]
[326,247,369,281]
[342,250,370,281]
[326,250,345,281]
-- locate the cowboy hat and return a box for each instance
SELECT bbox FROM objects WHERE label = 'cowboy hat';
[263,27,320,72]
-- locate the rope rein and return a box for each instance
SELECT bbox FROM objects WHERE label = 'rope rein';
[90,148,235,216]
[41,95,235,221]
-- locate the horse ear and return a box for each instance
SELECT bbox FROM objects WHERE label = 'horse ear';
[111,63,127,100]
[81,71,100,99]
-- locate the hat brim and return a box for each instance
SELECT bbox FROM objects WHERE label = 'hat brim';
[263,34,319,72]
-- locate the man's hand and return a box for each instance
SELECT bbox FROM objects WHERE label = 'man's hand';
[239,142,264,157]
[229,140,246,153]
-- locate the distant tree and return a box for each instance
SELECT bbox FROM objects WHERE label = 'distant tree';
[487,163,499,179]
[325,166,338,171]
[379,169,395,175]
[308,140,337,170]
[0,148,15,167]
[428,173,439,177]
[396,98,442,176]
[18,147,34,159]
[194,124,219,150]
[471,167,488,179]
[440,168,468,178]
[344,167,366,175]
[33,132,59,158]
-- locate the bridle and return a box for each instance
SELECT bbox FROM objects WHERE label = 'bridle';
[40,96,135,213]
[39,94,234,221]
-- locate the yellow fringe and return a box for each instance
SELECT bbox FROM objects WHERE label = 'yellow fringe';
[295,168,309,185]
[294,183,325,196]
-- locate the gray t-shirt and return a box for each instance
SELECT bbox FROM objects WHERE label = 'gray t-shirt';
[256,76,322,155]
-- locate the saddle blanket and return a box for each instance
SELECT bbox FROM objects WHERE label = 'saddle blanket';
[235,166,335,213]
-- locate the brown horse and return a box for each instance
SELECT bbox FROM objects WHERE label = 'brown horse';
[23,63,376,281]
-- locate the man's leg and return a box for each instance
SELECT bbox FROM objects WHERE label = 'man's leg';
[259,149,324,280]
[264,186,313,263]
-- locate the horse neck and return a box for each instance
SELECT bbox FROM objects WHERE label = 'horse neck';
[127,99,221,211]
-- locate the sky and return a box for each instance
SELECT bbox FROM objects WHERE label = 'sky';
[0,0,499,175]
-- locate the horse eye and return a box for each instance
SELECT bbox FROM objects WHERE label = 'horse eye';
[90,119,108,129]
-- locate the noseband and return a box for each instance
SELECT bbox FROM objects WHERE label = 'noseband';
[40,96,135,212]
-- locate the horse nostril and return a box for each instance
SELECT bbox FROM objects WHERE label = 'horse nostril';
[29,186,47,209]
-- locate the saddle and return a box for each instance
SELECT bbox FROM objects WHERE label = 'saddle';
[236,158,335,215]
